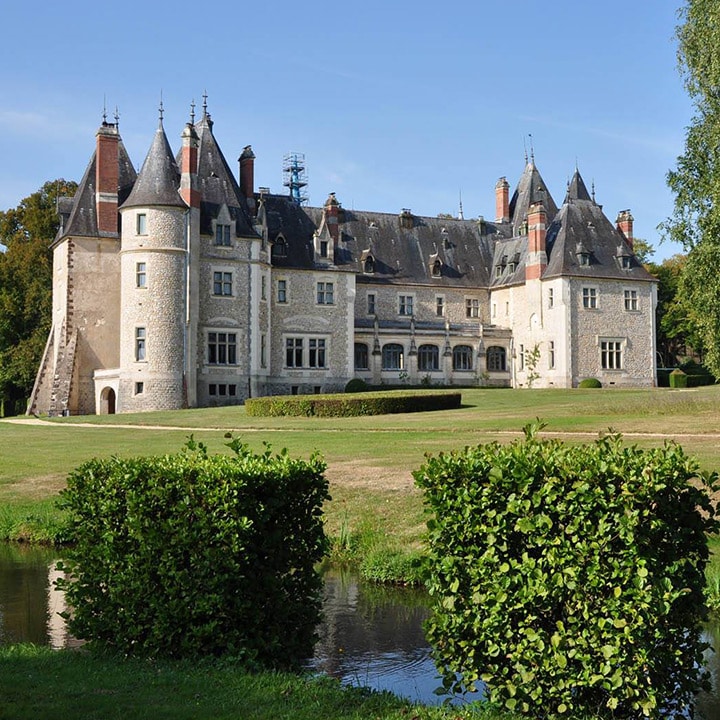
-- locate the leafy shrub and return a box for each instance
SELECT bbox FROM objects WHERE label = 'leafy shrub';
[578,377,602,388]
[414,423,718,718]
[57,437,329,667]
[670,368,689,388]
[345,378,369,393]
[245,391,461,417]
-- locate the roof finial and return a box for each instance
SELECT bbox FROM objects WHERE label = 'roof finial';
[458,189,464,220]
[202,91,208,117]
[190,99,196,125]
[529,133,534,163]
[591,179,596,203]
[523,135,528,164]
[102,95,107,124]
[158,91,164,123]
[114,106,120,130]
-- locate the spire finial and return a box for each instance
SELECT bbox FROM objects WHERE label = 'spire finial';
[202,91,208,117]
[591,179,596,203]
[114,106,120,129]
[158,91,164,123]
[190,99,196,125]
[523,135,528,164]
[529,133,534,163]
[102,95,107,124]
[458,189,464,220]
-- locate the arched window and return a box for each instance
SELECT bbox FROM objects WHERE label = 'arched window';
[418,344,439,371]
[382,343,404,370]
[453,345,474,371]
[272,236,288,258]
[354,343,369,370]
[364,255,375,274]
[431,259,442,277]
[486,346,506,372]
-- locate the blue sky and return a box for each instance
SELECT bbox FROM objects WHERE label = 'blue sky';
[0,1,692,261]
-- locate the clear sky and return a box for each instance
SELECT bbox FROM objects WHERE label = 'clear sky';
[0,0,692,261]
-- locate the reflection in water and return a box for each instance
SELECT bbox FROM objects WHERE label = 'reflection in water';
[2,548,720,714]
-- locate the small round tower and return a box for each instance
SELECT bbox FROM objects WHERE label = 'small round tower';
[118,114,189,412]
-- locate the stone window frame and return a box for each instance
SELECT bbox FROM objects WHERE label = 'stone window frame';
[486,345,507,372]
[207,330,238,366]
[382,343,405,370]
[135,326,147,362]
[354,342,369,370]
[548,287,554,308]
[435,295,445,317]
[212,269,233,297]
[136,213,147,236]
[623,288,639,312]
[316,281,335,305]
[135,261,147,289]
[417,344,440,372]
[599,337,625,370]
[398,294,414,316]
[465,297,480,318]
[452,345,474,371]
[208,383,238,397]
[285,335,330,368]
[367,292,376,315]
[277,278,288,304]
[214,222,232,247]
[582,286,598,310]
[549,340,556,369]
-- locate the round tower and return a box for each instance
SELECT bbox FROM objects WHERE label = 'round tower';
[117,116,189,412]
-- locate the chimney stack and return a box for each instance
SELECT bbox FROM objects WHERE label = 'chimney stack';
[180,122,200,208]
[495,177,510,223]
[525,201,547,280]
[239,145,256,214]
[324,192,340,243]
[616,209,634,248]
[95,122,119,234]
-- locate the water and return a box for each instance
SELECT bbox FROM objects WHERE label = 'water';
[2,545,720,714]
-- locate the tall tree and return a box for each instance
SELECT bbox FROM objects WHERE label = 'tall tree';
[666,0,720,375]
[0,179,76,413]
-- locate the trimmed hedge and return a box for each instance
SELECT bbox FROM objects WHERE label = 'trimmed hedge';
[245,390,462,417]
[57,438,329,666]
[578,378,602,388]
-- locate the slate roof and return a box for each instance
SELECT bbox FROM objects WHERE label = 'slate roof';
[191,114,257,238]
[508,161,559,237]
[544,170,655,282]
[55,131,136,244]
[121,121,184,210]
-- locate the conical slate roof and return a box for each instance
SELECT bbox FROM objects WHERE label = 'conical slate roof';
[121,121,185,209]
[564,169,593,202]
[508,161,559,237]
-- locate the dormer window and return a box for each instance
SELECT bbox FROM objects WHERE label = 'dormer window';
[364,256,375,274]
[215,223,232,246]
[620,255,632,269]
[320,240,328,258]
[272,236,288,258]
[578,252,590,266]
[431,259,442,277]
[495,264,504,278]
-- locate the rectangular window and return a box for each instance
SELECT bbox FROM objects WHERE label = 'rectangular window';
[624,289,638,311]
[519,344,525,371]
[215,224,231,246]
[261,334,267,368]
[548,288,554,308]
[277,279,287,303]
[136,262,147,288]
[317,282,334,305]
[466,298,480,318]
[135,381,144,395]
[286,338,303,367]
[320,240,328,258]
[309,338,326,368]
[436,296,444,316]
[582,287,597,309]
[135,327,146,361]
[208,383,237,397]
[136,213,147,235]
[601,340,623,369]
[213,271,232,296]
[354,343,369,370]
[399,295,413,316]
[549,340,555,369]
[367,293,376,315]
[208,332,237,365]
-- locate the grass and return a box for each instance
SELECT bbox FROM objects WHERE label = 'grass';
[0,644,523,720]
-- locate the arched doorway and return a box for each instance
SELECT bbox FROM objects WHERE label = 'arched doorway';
[100,387,116,415]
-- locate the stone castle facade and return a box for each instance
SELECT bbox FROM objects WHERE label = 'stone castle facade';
[28,103,658,415]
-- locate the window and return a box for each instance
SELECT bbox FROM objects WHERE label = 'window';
[466,298,480,318]
[492,303,497,318]
[286,338,303,367]
[486,346,506,372]
[431,259,442,277]
[367,293,376,315]
[578,252,590,266]
[320,240,328,258]
[519,344,525,370]
[354,343,369,370]
[582,287,597,309]
[317,282,334,305]
[399,295,413,316]
[208,332,237,365]
[272,237,288,258]
[261,334,267,368]
[309,338,326,368]
[215,223,231,246]
[436,296,444,316]
[548,288,554,308]
[549,340,555,369]
[213,271,232,296]
[135,327,146,361]
[452,345,473,371]
[277,279,287,303]
[382,343,404,370]
[209,383,237,396]
[136,262,147,288]
[364,256,375,274]
[418,344,439,371]
[601,340,623,370]
[624,289,638,311]
[136,213,147,235]
[621,255,632,269]
[495,264,504,279]
[135,382,144,395]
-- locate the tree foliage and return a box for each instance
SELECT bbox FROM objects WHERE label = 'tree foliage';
[415,424,718,718]
[0,179,76,411]
[665,1,720,375]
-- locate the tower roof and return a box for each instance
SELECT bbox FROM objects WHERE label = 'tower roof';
[121,121,185,210]
[565,169,593,203]
[508,161,559,236]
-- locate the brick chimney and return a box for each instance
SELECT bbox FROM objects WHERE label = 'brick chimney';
[616,209,634,248]
[495,177,510,223]
[239,145,256,214]
[180,122,200,208]
[525,201,547,280]
[324,192,340,243]
[95,122,119,234]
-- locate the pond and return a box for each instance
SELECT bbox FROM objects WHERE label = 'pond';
[1,543,720,715]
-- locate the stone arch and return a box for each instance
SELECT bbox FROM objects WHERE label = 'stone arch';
[99,387,116,415]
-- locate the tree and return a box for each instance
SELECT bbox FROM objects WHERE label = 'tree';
[0,179,76,413]
[665,0,720,376]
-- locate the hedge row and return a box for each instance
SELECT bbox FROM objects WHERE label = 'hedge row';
[244,391,462,417]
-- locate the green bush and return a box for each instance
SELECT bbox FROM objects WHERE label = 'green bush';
[577,378,602,388]
[670,368,689,388]
[57,438,329,667]
[414,423,718,718]
[245,391,461,417]
[344,378,369,393]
